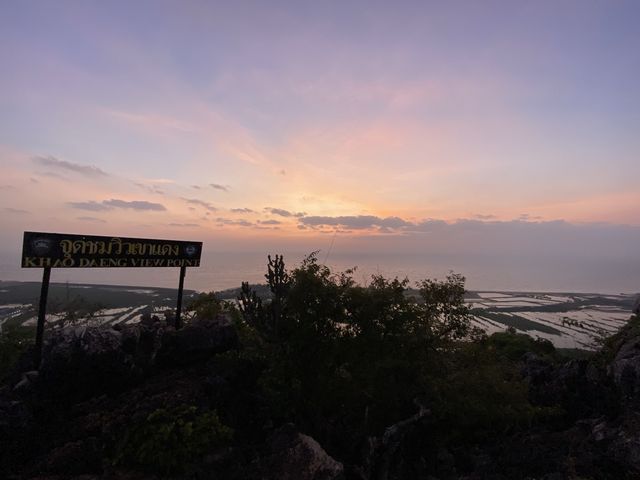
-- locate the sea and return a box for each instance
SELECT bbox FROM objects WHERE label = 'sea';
[1,251,638,295]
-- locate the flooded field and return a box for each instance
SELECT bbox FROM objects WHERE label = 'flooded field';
[0,281,636,350]
[466,291,635,349]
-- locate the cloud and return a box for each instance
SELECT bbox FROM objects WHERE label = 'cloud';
[265,207,306,218]
[406,219,448,232]
[474,214,496,220]
[297,214,573,234]
[36,171,67,180]
[191,185,201,189]
[77,216,107,223]
[210,183,230,192]
[33,155,108,177]
[216,218,253,227]
[169,223,200,227]
[68,199,166,211]
[102,199,166,211]
[231,207,255,213]
[134,183,164,195]
[67,201,112,211]
[255,225,281,230]
[181,198,217,212]
[518,213,543,221]
[4,207,30,214]
[0,185,15,190]
[300,215,412,230]
[259,219,282,225]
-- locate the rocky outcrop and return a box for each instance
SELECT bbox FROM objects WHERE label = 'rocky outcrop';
[4,312,640,480]
[522,352,617,420]
[37,325,137,403]
[610,332,640,403]
[7,314,238,406]
[256,424,344,480]
[0,313,241,478]
[157,314,238,367]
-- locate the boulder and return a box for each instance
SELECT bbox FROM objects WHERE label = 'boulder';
[610,334,640,402]
[607,320,640,411]
[36,326,141,404]
[156,314,238,367]
[12,370,39,396]
[588,414,640,475]
[43,437,102,475]
[523,353,618,419]
[20,314,237,405]
[258,424,344,480]
[0,397,33,434]
[0,397,34,474]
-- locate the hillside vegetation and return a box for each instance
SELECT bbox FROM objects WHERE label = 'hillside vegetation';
[1,253,639,479]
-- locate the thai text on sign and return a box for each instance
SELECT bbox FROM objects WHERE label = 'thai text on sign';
[21,232,202,268]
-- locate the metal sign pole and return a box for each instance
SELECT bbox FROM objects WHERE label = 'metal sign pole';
[175,266,186,329]
[34,266,51,369]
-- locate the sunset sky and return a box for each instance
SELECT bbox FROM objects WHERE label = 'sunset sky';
[1,1,639,289]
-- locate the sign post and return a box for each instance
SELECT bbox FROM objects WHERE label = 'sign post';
[175,265,187,329]
[33,266,51,369]
[21,232,202,368]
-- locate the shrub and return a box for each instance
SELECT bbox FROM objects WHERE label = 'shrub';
[112,405,233,474]
[0,326,34,380]
[187,292,222,320]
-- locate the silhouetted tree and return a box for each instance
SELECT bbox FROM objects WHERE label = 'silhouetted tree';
[238,281,264,330]
[265,254,290,337]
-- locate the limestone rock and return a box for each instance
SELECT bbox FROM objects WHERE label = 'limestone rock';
[259,424,344,480]
[157,313,238,367]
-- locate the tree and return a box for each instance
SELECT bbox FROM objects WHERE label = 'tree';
[253,254,476,452]
[265,254,290,337]
[238,281,264,330]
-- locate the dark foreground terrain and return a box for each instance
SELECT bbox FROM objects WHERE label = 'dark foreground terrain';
[1,256,640,479]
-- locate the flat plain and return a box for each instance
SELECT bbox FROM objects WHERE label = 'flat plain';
[0,281,636,350]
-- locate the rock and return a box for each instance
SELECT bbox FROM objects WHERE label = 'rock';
[523,353,618,419]
[9,314,236,406]
[0,398,33,434]
[37,327,132,403]
[139,312,159,327]
[633,295,640,316]
[371,401,432,480]
[157,313,238,367]
[44,438,102,475]
[610,334,640,401]
[0,398,34,474]
[36,323,166,405]
[258,424,344,480]
[588,415,640,474]
[12,370,39,395]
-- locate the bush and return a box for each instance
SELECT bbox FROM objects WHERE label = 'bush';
[231,254,571,465]
[0,326,34,380]
[112,405,233,474]
[187,292,222,320]
[249,254,480,457]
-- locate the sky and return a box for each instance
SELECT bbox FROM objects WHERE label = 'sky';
[1,1,639,290]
